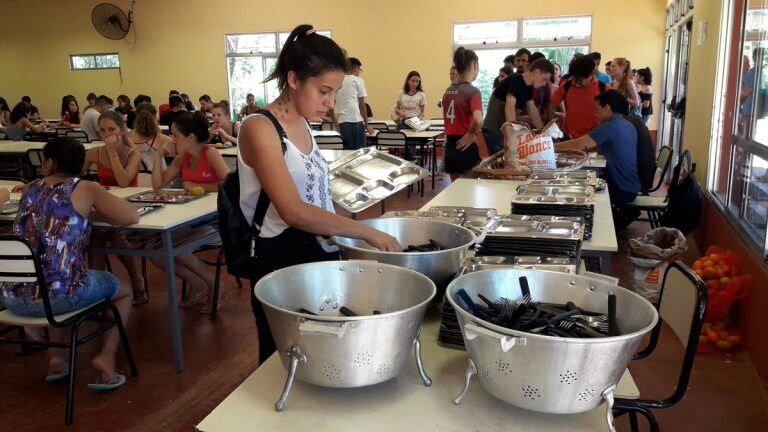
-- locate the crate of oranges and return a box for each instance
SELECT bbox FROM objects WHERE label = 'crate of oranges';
[698,321,743,352]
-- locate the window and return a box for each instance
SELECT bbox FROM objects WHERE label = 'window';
[69,53,120,70]
[709,0,768,257]
[453,16,591,108]
[225,30,331,119]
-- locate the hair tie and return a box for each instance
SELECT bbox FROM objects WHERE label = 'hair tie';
[305,28,316,36]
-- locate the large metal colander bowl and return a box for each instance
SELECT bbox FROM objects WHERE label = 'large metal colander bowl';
[255,260,436,411]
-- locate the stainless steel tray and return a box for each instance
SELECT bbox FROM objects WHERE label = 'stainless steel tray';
[494,214,583,224]
[328,148,428,213]
[512,185,596,205]
[380,210,463,225]
[486,217,584,240]
[126,189,206,204]
[460,255,577,275]
[0,201,19,215]
[528,170,598,182]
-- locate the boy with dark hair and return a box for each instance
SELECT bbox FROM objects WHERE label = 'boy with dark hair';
[587,52,613,84]
[514,48,532,73]
[549,55,609,139]
[160,94,185,127]
[21,96,40,120]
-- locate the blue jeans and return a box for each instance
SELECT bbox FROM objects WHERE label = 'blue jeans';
[339,122,366,150]
[2,270,118,317]
[482,128,504,154]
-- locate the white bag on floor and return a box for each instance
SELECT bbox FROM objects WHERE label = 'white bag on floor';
[629,257,666,303]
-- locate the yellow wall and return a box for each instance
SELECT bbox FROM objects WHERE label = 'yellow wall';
[0,0,666,129]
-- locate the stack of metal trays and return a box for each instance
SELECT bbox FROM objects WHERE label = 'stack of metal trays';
[475,214,584,258]
[438,253,578,350]
[380,206,497,241]
[328,147,429,213]
[510,185,596,240]
[526,170,606,191]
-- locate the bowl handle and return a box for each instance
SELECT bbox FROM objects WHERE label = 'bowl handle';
[463,322,526,353]
[298,319,349,338]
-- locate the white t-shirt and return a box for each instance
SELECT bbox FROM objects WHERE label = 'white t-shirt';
[238,114,335,238]
[397,90,427,118]
[81,108,101,141]
[334,75,367,124]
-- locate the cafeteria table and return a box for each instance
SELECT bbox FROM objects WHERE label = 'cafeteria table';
[196,309,638,432]
[421,179,618,274]
[0,185,219,373]
[369,129,445,190]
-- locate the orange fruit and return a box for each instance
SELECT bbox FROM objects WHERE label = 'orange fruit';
[726,335,742,347]
[720,277,732,285]
[695,268,705,277]
[717,330,730,340]
[710,254,722,262]
[703,260,714,268]
[716,340,732,351]
[707,331,719,342]
[699,335,709,344]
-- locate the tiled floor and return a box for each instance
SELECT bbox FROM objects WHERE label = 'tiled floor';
[1,176,767,431]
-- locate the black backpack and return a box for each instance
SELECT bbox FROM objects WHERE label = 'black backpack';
[217,110,287,278]
[659,150,702,236]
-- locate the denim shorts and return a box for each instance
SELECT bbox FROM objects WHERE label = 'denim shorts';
[2,270,119,317]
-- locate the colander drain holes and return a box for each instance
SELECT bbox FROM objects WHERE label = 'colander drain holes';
[559,370,578,384]
[353,351,373,368]
[321,365,342,382]
[521,385,542,400]
[494,360,513,375]
[477,366,493,384]
[376,361,393,377]
[577,388,597,402]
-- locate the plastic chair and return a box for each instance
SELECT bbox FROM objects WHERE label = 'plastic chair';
[376,131,424,198]
[315,134,344,150]
[612,261,707,432]
[27,148,45,179]
[624,150,691,228]
[64,130,90,144]
[0,235,138,425]
[369,121,391,131]
[647,145,673,194]
[320,121,334,131]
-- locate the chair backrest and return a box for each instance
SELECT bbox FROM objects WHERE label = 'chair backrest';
[314,134,344,150]
[320,121,334,131]
[65,130,90,143]
[0,235,59,325]
[376,131,407,148]
[55,128,70,137]
[656,146,673,170]
[369,121,391,131]
[26,148,45,179]
[633,261,706,407]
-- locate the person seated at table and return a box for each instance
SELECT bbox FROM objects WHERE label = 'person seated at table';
[160,94,185,128]
[394,71,427,128]
[82,95,113,141]
[181,93,196,112]
[158,90,179,116]
[83,111,147,305]
[4,102,48,141]
[127,103,175,170]
[199,94,214,120]
[127,94,151,129]
[211,101,240,146]
[0,97,10,126]
[84,92,97,113]
[151,111,230,311]
[60,96,82,126]
[237,93,261,121]
[116,94,134,122]
[21,96,40,121]
[554,90,640,229]
[0,137,138,390]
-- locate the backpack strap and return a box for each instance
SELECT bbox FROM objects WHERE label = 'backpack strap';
[251,109,288,234]
[563,79,572,98]
[598,81,607,94]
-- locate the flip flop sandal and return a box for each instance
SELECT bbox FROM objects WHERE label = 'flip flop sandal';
[46,363,70,383]
[87,372,126,391]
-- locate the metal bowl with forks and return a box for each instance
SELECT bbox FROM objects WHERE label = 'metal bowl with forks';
[446,268,658,432]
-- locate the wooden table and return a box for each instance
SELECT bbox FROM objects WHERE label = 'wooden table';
[196,310,638,432]
[421,179,618,273]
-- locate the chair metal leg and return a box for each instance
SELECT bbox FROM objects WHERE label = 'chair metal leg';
[65,323,81,425]
[110,303,138,377]
[629,411,640,432]
[140,257,149,300]
[210,249,225,316]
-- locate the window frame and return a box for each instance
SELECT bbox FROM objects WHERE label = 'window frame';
[68,53,120,71]
[452,15,593,52]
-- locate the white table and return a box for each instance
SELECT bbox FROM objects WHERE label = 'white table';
[196,312,638,432]
[421,179,618,273]
[0,140,103,153]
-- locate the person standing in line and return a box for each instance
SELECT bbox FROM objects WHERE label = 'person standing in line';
[635,67,654,125]
[548,55,609,140]
[514,48,531,73]
[609,57,641,117]
[331,57,373,149]
[588,52,613,84]
[442,47,486,181]
[493,55,517,88]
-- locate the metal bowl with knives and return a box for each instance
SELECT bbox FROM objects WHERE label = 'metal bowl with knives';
[332,217,476,289]
[255,260,436,411]
[446,268,658,432]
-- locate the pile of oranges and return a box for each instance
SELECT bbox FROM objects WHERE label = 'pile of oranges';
[700,321,742,352]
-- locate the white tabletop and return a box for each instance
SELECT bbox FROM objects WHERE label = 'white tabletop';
[420,179,618,253]
[0,140,103,153]
[370,129,445,139]
[312,130,341,137]
[197,314,637,432]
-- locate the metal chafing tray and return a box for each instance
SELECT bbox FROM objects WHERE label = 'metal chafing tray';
[512,184,596,205]
[528,170,598,181]
[460,254,578,275]
[328,147,428,213]
[380,210,463,225]
[486,215,584,240]
[126,189,206,204]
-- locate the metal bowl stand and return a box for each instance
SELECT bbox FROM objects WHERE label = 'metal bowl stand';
[274,331,433,412]
[453,358,619,432]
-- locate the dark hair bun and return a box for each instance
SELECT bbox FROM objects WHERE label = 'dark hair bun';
[173,111,211,143]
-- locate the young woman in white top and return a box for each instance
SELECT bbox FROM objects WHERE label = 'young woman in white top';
[237,24,401,364]
[126,103,175,170]
[394,71,427,125]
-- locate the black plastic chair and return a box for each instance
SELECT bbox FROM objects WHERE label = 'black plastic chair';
[612,261,707,432]
[624,150,691,228]
[26,148,45,179]
[647,145,673,194]
[0,235,138,425]
[64,130,90,144]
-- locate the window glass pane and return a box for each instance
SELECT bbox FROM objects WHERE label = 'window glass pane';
[95,54,119,68]
[226,34,277,54]
[744,153,768,242]
[265,57,280,104]
[71,55,95,69]
[738,6,768,144]
[453,21,518,45]
[535,46,590,72]
[523,16,591,42]
[472,49,511,111]
[227,56,266,119]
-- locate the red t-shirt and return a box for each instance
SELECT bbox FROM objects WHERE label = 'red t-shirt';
[442,82,482,136]
[551,79,603,139]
